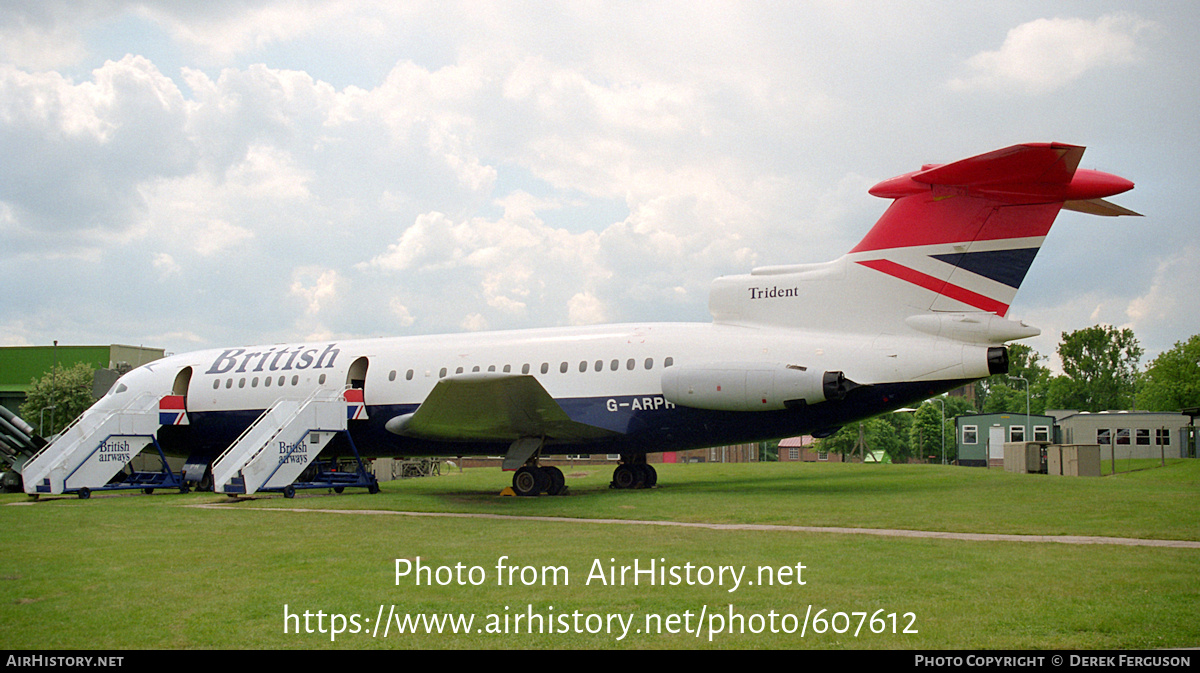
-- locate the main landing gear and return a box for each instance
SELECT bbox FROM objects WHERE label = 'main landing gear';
[610,455,656,490]
[511,463,567,497]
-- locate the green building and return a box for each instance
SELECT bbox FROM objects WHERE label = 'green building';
[954,412,1055,467]
[0,344,165,417]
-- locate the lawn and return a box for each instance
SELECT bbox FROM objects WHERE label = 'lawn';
[1,460,1196,649]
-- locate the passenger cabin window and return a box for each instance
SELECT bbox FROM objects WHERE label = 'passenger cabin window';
[406,370,414,380]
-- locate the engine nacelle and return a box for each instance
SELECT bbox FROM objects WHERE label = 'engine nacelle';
[661,362,851,412]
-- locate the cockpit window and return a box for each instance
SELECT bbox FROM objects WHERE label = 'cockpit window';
[114,384,128,394]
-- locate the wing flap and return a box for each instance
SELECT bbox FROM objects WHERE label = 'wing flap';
[384,373,620,443]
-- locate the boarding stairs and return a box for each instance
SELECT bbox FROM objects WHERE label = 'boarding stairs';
[211,388,351,496]
[21,392,164,496]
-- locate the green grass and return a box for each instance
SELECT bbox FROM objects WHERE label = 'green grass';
[1,460,1197,649]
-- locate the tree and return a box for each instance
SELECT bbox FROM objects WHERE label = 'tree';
[813,414,909,462]
[975,343,1051,415]
[1137,334,1200,412]
[18,363,97,437]
[1046,325,1143,412]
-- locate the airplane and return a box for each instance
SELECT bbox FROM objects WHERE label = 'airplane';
[17,142,1137,498]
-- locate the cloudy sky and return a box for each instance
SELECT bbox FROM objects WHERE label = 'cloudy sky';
[2,1,1196,372]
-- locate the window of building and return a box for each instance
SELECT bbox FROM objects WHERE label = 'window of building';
[789,447,798,460]
[962,425,977,445]
[1033,425,1050,442]
[817,451,829,461]
[1097,428,1111,445]
[1116,428,1130,445]
[1136,429,1150,445]
[1010,426,1025,442]
[1156,428,1170,445]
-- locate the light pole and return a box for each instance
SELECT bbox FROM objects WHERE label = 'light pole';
[39,405,57,437]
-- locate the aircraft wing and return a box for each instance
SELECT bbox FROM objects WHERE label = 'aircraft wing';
[384,373,621,443]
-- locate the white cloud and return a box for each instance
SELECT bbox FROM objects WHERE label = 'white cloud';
[567,292,607,326]
[460,313,488,332]
[949,13,1156,94]
[290,266,342,316]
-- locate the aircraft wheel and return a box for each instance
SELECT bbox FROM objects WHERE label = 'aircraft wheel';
[283,485,296,499]
[640,464,657,488]
[544,466,566,496]
[513,466,547,496]
[334,486,344,493]
[78,488,91,500]
[143,488,155,495]
[612,464,643,490]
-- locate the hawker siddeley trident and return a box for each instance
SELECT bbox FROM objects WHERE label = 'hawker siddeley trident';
[19,143,1138,498]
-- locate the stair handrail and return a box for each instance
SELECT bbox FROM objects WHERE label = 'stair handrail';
[212,386,345,472]
[21,391,158,469]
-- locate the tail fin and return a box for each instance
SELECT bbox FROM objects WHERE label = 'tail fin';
[848,142,1136,317]
[709,143,1137,334]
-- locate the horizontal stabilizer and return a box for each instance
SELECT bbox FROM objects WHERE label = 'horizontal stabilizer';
[1063,198,1142,217]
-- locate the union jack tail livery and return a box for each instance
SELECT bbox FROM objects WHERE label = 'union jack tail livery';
[710,143,1138,340]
